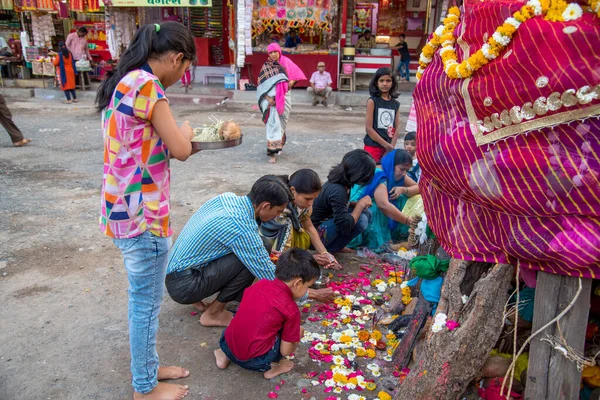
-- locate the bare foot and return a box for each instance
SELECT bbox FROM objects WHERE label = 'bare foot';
[263,359,294,379]
[268,156,277,164]
[193,301,209,312]
[214,349,230,369]
[65,100,72,104]
[13,138,31,147]
[73,99,79,103]
[133,382,189,400]
[157,366,189,381]
[199,310,233,327]
[339,247,355,254]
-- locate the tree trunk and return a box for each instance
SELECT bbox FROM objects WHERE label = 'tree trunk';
[394,259,514,400]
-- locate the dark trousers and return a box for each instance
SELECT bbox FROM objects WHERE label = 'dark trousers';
[219,330,282,372]
[0,94,24,143]
[165,253,255,305]
[317,208,372,253]
[64,89,77,101]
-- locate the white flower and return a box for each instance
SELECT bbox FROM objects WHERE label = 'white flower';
[384,355,393,362]
[492,31,511,46]
[400,281,408,289]
[367,292,374,298]
[314,343,325,351]
[340,306,352,315]
[481,43,497,60]
[367,363,380,371]
[370,338,378,346]
[342,329,356,337]
[504,17,521,29]
[435,313,448,324]
[563,3,583,21]
[331,343,340,351]
[435,24,444,36]
[346,295,356,302]
[333,387,343,394]
[332,332,342,342]
[347,351,356,361]
[325,379,336,387]
[388,281,397,288]
[352,337,360,344]
[419,54,432,64]
[439,46,455,55]
[527,0,542,15]
[377,283,387,293]
[461,295,469,304]
[353,310,362,317]
[346,384,359,392]
[372,370,382,377]
[311,380,320,386]
[432,323,444,333]
[333,355,345,365]
[362,305,375,314]
[444,60,458,73]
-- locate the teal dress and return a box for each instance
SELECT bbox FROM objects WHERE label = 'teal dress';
[348,167,409,251]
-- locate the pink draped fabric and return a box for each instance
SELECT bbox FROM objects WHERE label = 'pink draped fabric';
[267,43,307,82]
[414,2,600,277]
[275,82,287,115]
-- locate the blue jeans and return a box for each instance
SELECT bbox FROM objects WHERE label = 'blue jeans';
[398,59,411,81]
[113,230,172,394]
[219,330,282,372]
[318,208,372,253]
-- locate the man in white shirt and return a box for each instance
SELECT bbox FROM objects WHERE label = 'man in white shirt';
[307,62,333,107]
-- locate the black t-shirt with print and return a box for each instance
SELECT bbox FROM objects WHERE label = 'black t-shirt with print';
[364,96,400,148]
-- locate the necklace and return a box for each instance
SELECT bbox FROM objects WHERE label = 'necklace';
[416,0,598,81]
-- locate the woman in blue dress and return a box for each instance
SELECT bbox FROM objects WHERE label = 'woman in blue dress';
[349,149,420,251]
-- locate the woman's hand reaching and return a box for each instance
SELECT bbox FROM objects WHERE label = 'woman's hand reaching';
[389,186,408,200]
[314,252,342,270]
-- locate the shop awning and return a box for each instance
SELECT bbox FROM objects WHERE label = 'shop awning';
[107,0,212,6]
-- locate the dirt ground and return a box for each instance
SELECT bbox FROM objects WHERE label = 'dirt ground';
[0,97,409,400]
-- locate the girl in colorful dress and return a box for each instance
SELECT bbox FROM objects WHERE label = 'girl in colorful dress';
[257,43,306,164]
[51,42,77,104]
[96,22,196,400]
[364,67,401,163]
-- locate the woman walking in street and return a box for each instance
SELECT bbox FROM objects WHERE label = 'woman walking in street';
[51,42,78,104]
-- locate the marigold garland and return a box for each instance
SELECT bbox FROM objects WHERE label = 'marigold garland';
[416,0,594,81]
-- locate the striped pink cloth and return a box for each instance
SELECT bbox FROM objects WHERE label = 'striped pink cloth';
[414,2,600,277]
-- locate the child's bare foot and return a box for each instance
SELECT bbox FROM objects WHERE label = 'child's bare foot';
[65,100,72,104]
[268,156,277,164]
[73,99,79,103]
[193,301,209,312]
[199,310,233,327]
[157,366,189,380]
[214,349,230,369]
[133,382,189,400]
[263,359,294,379]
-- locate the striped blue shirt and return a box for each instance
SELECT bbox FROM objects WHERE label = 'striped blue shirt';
[167,193,276,280]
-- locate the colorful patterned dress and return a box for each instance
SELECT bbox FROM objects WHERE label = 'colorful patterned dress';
[100,69,171,239]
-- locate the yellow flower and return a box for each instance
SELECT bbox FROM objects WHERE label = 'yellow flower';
[386,333,396,340]
[498,23,516,36]
[378,392,393,400]
[320,350,331,355]
[371,330,383,341]
[448,6,460,15]
[358,330,371,341]
[349,377,358,385]
[321,321,330,327]
[356,347,367,357]
[366,349,376,358]
[366,382,377,391]
[333,373,348,384]
[371,279,384,287]
[339,335,352,343]
[402,286,411,297]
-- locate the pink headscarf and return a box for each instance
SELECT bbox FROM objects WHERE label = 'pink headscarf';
[267,43,307,82]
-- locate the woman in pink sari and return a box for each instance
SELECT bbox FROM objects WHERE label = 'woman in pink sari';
[257,43,306,163]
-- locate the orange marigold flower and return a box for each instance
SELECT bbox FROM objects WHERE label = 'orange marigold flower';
[366,349,376,358]
[356,347,367,357]
[371,330,383,341]
[378,392,393,400]
[339,335,352,343]
[358,330,371,341]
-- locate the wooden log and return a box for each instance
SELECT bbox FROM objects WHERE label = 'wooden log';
[524,272,592,400]
[392,292,432,369]
[394,260,513,400]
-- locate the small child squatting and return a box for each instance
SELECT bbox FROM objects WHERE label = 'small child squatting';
[214,248,320,379]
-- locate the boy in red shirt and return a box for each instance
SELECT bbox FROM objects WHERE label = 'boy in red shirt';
[214,248,319,379]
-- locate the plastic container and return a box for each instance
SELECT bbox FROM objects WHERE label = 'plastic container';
[343,47,356,56]
[224,73,236,89]
[342,63,355,74]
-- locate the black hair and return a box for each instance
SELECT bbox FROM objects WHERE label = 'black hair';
[404,131,416,141]
[399,33,406,39]
[248,175,294,207]
[369,67,399,99]
[78,27,88,34]
[288,169,322,194]
[364,29,371,35]
[96,22,196,111]
[58,41,69,57]
[275,248,320,283]
[327,149,376,188]
[394,149,413,166]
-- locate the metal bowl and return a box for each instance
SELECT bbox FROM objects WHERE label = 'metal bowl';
[191,135,243,150]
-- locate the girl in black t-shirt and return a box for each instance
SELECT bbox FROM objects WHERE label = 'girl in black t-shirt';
[364,67,401,163]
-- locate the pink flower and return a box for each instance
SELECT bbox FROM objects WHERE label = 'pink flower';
[446,320,460,331]
[306,371,318,378]
[307,317,321,322]
[268,391,278,398]
[190,311,198,316]
[324,387,333,393]
[301,388,308,394]
[323,355,333,363]
[274,385,281,391]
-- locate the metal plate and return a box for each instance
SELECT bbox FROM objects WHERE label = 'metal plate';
[191,136,243,150]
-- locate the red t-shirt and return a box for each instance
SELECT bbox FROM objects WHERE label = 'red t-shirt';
[225,279,301,361]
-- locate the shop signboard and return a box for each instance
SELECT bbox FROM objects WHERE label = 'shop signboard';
[108,0,212,6]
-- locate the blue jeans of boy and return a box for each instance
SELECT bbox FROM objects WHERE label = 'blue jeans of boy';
[219,330,282,372]
[113,230,172,394]
[398,59,411,81]
[318,208,372,253]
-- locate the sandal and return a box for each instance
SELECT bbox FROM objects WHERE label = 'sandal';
[13,138,31,147]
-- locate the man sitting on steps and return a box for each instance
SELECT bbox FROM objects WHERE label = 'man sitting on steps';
[307,62,333,107]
